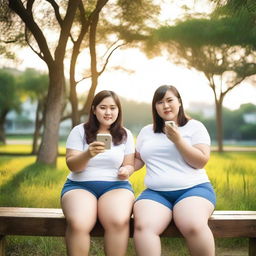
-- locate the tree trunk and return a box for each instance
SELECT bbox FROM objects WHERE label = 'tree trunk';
[0,118,6,145]
[80,12,99,117]
[0,111,8,145]
[31,101,43,154]
[215,98,223,152]
[69,74,80,127]
[36,66,65,165]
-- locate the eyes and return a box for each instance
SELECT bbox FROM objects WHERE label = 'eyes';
[99,105,117,111]
[157,98,174,105]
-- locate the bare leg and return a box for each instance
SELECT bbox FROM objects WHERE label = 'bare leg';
[133,200,172,256]
[61,189,97,256]
[98,189,134,256]
[173,197,215,256]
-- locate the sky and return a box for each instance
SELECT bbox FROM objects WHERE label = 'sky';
[17,45,256,111]
[5,0,256,111]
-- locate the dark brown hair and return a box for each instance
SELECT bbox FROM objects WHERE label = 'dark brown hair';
[152,85,190,133]
[84,90,127,145]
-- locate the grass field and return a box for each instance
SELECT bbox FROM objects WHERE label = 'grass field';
[0,144,255,255]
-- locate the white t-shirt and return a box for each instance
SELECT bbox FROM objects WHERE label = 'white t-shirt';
[66,123,135,181]
[136,119,211,191]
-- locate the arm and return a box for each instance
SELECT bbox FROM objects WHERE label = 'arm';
[165,125,210,169]
[117,153,135,180]
[134,151,145,171]
[66,141,105,172]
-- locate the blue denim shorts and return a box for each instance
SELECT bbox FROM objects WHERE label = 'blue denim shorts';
[61,179,134,199]
[136,182,216,210]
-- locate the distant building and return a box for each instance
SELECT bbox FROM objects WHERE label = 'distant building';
[243,112,256,124]
[5,99,71,136]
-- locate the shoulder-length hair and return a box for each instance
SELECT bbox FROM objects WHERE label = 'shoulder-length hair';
[84,90,127,145]
[152,85,190,133]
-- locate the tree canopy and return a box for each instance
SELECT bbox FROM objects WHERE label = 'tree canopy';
[0,69,21,144]
[145,13,256,152]
[0,0,160,165]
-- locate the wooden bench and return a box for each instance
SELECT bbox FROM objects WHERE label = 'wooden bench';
[0,207,256,256]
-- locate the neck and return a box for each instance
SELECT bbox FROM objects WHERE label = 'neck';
[98,126,110,134]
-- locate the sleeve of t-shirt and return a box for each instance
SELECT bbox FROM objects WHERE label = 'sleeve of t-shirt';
[124,129,135,155]
[191,121,211,146]
[66,125,86,151]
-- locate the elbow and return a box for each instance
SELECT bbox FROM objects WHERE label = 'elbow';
[195,163,206,169]
[193,158,209,169]
[66,160,82,173]
[134,159,144,171]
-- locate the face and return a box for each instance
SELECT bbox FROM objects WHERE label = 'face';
[155,89,181,122]
[94,96,119,128]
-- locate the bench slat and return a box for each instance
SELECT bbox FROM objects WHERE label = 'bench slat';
[0,207,256,256]
[0,207,63,218]
[1,208,256,238]
[1,208,256,219]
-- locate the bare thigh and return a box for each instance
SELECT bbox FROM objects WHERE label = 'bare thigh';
[61,189,98,232]
[173,196,214,234]
[133,200,172,234]
[98,189,134,228]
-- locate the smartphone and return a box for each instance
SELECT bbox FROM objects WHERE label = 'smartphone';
[96,134,112,150]
[165,121,176,127]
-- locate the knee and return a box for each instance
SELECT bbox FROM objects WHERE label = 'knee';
[67,217,93,234]
[177,221,207,237]
[105,216,130,231]
[134,218,150,233]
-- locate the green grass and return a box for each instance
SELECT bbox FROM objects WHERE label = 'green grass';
[1,151,255,255]
[0,144,66,155]
[206,152,256,210]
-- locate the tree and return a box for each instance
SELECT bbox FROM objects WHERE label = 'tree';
[1,0,160,166]
[146,16,256,152]
[210,0,256,48]
[0,69,21,144]
[64,0,160,126]
[211,0,256,19]
[2,0,80,165]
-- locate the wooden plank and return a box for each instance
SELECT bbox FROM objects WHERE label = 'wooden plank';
[0,216,66,236]
[1,208,256,238]
[209,219,256,238]
[0,235,5,256]
[0,207,63,218]
[1,215,256,238]
[1,207,255,219]
[249,238,256,256]
[0,207,256,256]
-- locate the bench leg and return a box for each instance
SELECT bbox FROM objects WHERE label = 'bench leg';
[249,238,256,256]
[0,235,5,256]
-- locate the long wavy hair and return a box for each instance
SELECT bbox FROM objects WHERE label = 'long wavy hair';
[152,85,190,133]
[84,90,127,145]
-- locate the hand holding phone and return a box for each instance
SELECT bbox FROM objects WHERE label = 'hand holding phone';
[96,134,112,150]
[165,121,176,128]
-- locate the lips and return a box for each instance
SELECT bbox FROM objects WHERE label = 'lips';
[164,111,171,114]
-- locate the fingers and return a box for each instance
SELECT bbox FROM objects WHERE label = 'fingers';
[165,125,174,137]
[165,124,179,142]
[165,124,176,133]
[88,141,105,157]
[90,141,105,147]
[118,168,129,180]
